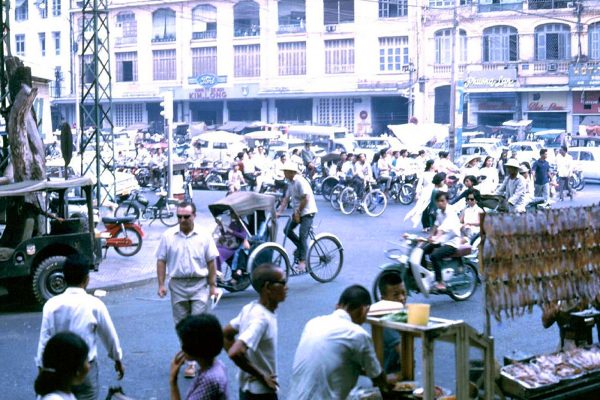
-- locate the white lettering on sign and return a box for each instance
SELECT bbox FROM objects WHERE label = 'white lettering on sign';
[464,76,517,88]
[189,88,227,100]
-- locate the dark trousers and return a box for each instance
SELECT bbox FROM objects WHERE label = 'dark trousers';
[285,213,314,261]
[72,359,98,400]
[557,176,572,199]
[240,391,278,400]
[422,243,456,282]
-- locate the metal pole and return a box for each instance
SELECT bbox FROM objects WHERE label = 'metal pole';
[448,0,459,162]
[408,62,414,118]
[167,119,173,198]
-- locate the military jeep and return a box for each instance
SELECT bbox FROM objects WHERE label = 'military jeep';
[0,177,101,305]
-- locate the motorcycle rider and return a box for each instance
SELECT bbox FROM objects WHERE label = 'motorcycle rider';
[434,151,460,175]
[352,153,373,198]
[495,158,527,212]
[272,154,289,193]
[422,191,463,292]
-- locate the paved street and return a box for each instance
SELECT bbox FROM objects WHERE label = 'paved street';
[1,184,599,399]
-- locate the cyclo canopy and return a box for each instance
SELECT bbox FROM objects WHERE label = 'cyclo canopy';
[208,192,278,242]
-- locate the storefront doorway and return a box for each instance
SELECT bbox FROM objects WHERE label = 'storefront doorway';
[371,96,408,135]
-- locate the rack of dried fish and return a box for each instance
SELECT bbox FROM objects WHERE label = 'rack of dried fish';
[480,205,600,323]
[479,204,600,399]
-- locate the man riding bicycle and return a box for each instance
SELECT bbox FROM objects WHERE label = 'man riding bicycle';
[277,162,318,273]
[352,153,373,198]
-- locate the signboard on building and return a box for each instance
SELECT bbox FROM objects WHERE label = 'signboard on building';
[569,63,600,87]
[356,80,410,90]
[187,74,228,88]
[573,91,600,114]
[526,92,567,112]
[464,69,518,89]
[189,88,227,100]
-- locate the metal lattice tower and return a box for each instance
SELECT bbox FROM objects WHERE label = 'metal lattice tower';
[79,0,115,206]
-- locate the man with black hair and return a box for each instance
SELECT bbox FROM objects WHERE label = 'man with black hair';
[156,200,219,378]
[288,285,388,400]
[223,264,287,400]
[378,273,407,377]
[170,314,228,400]
[422,191,463,292]
[36,254,124,400]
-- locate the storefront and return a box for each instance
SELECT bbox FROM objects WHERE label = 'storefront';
[463,69,519,127]
[572,91,600,134]
[523,91,568,130]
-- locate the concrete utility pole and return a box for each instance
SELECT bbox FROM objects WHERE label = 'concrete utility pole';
[448,0,460,161]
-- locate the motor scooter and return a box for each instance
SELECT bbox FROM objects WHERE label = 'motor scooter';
[372,234,479,302]
[99,215,144,257]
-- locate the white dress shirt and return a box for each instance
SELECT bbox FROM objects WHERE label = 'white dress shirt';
[288,309,382,400]
[36,287,123,367]
[434,208,463,248]
[155,225,219,279]
[555,153,573,178]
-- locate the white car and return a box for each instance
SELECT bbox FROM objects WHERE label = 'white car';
[509,141,545,166]
[568,146,600,181]
[458,143,501,166]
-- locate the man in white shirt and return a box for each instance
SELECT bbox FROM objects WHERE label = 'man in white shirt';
[422,191,463,292]
[224,264,287,400]
[435,151,460,175]
[495,158,527,212]
[277,162,318,272]
[156,201,219,377]
[555,146,573,201]
[36,254,124,400]
[288,285,388,400]
[352,153,373,198]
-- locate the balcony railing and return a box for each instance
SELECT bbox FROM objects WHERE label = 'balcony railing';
[192,30,217,40]
[478,1,523,12]
[151,34,176,43]
[234,27,260,37]
[433,64,467,74]
[115,36,137,46]
[277,24,306,34]
[530,61,570,72]
[528,0,570,9]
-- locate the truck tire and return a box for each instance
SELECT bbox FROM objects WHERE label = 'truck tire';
[32,255,68,305]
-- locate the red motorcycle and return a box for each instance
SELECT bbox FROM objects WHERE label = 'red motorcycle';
[99,216,144,257]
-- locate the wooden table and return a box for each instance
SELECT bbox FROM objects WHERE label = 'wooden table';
[368,316,495,400]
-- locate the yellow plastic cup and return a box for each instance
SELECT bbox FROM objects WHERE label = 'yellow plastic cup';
[407,303,430,326]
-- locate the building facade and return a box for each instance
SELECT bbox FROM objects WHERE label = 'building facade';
[420,0,600,134]
[55,0,421,135]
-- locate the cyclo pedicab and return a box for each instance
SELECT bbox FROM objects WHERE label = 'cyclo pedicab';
[208,191,344,293]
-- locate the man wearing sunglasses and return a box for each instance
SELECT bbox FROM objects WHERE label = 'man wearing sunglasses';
[224,264,287,400]
[156,201,219,378]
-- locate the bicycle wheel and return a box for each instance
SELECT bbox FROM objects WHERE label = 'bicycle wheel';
[113,227,143,257]
[398,184,416,205]
[206,174,223,191]
[329,184,343,210]
[363,189,387,217]
[321,177,338,202]
[308,233,343,283]
[114,202,140,219]
[159,200,180,227]
[247,243,291,279]
[339,187,357,215]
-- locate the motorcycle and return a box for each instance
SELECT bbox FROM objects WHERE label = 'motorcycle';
[569,169,585,192]
[99,215,144,257]
[389,173,418,205]
[372,234,479,302]
[206,162,232,191]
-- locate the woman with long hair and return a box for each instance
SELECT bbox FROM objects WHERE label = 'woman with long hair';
[479,156,499,194]
[35,332,90,400]
[405,171,447,231]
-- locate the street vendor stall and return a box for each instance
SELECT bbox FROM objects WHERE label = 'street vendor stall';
[479,204,600,399]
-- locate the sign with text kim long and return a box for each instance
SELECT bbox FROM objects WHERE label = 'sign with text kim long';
[569,63,600,87]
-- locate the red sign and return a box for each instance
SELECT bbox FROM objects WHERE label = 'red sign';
[573,91,600,114]
[527,102,565,111]
[189,88,227,100]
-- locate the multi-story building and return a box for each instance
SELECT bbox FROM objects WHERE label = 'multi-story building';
[420,0,600,133]
[59,0,421,135]
[9,0,70,134]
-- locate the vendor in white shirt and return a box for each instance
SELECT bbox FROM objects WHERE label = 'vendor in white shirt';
[460,193,484,240]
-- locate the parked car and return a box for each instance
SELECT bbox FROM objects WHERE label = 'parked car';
[0,177,101,305]
[568,146,600,181]
[509,141,547,165]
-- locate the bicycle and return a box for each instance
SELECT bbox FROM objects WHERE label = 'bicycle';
[329,178,351,211]
[114,189,179,227]
[339,181,387,217]
[276,215,344,282]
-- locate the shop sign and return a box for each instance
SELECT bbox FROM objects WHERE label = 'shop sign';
[187,74,227,89]
[573,91,600,114]
[526,92,567,112]
[478,101,514,111]
[356,80,409,90]
[464,70,518,89]
[189,87,227,100]
[569,63,600,87]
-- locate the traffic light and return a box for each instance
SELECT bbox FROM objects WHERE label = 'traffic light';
[160,91,174,122]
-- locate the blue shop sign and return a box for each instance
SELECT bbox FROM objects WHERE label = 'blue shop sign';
[569,63,600,87]
[187,74,228,89]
